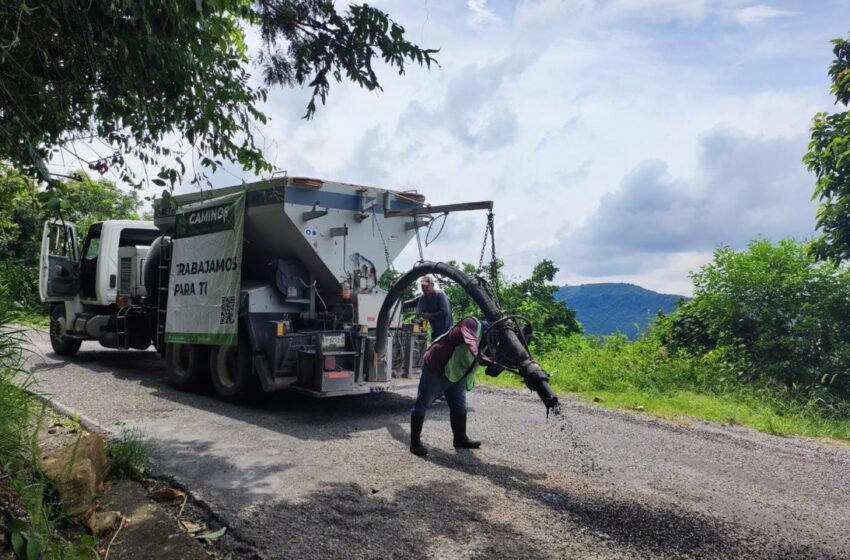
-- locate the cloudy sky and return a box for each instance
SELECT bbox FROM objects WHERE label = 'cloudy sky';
[176,1,849,294]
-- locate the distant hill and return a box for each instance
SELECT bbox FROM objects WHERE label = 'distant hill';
[556,283,686,339]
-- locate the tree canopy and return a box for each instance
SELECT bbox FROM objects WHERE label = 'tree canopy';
[0,164,144,310]
[0,165,143,265]
[804,33,850,260]
[0,1,436,192]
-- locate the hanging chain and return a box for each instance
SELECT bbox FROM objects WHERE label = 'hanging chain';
[476,210,499,305]
[487,211,499,305]
[477,214,490,271]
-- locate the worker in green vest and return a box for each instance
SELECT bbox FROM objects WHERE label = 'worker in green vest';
[410,316,488,456]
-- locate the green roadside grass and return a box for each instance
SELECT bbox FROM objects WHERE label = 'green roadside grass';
[15,312,48,330]
[1,312,101,557]
[480,335,850,442]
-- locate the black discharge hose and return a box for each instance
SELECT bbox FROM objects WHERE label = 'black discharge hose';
[374,262,559,411]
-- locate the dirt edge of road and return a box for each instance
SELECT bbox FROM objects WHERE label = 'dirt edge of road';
[36,395,258,560]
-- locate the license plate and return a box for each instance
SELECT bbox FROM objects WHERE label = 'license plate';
[323,334,345,349]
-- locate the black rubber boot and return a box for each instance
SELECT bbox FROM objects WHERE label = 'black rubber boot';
[410,413,428,456]
[451,411,481,449]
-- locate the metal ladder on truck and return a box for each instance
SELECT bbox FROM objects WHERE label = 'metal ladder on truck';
[155,238,172,354]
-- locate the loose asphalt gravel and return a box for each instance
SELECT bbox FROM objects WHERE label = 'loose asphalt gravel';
[23,330,850,559]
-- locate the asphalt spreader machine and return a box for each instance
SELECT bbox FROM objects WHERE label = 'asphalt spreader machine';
[39,176,558,409]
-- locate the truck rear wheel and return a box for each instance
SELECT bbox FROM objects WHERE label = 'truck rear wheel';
[165,343,210,390]
[210,336,258,403]
[50,304,81,357]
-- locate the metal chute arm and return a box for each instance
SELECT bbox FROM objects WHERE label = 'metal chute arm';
[374,261,559,410]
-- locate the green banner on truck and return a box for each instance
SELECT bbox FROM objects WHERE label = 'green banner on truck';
[164,191,245,346]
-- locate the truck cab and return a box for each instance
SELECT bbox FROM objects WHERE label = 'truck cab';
[40,219,160,354]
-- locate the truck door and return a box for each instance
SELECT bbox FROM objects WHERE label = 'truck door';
[39,220,79,301]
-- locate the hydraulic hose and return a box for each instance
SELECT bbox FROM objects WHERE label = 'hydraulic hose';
[374,261,559,411]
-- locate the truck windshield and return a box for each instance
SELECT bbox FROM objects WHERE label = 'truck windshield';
[83,238,100,260]
[80,224,102,262]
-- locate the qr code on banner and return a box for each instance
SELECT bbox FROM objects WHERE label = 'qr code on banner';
[220,295,236,325]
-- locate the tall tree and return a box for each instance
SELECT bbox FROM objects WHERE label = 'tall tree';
[500,260,582,343]
[0,166,143,265]
[804,33,850,260]
[0,165,143,311]
[0,1,436,192]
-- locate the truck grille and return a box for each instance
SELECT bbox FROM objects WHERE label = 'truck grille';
[119,257,132,295]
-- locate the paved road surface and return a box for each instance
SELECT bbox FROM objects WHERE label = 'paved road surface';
[24,330,850,559]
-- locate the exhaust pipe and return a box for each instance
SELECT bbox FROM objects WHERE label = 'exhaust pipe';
[374,262,559,411]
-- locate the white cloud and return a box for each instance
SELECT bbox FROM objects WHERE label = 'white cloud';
[514,0,596,30]
[608,0,708,23]
[732,4,795,25]
[467,0,501,28]
[339,127,391,185]
[398,53,534,151]
[551,127,817,285]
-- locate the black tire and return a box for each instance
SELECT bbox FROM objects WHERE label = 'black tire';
[210,335,258,403]
[165,343,210,391]
[50,304,81,357]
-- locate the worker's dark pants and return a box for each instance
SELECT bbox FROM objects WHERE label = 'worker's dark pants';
[411,364,467,415]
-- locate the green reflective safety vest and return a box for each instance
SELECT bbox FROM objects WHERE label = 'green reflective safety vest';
[428,318,484,391]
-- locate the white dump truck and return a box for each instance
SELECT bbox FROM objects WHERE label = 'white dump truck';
[39,176,493,402]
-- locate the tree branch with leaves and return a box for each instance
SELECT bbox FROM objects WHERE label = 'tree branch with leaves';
[0,0,437,202]
[805,33,850,261]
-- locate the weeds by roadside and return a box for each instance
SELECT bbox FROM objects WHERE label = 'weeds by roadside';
[15,313,49,330]
[53,413,82,435]
[0,320,35,472]
[0,288,100,559]
[107,422,151,480]
[482,333,850,441]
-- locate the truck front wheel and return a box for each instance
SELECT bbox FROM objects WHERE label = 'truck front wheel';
[50,305,81,357]
[165,343,210,390]
[210,336,258,403]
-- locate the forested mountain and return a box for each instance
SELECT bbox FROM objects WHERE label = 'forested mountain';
[557,283,685,338]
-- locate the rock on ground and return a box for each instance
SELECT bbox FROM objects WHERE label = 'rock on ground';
[41,433,108,518]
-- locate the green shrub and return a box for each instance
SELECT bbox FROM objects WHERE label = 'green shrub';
[657,239,850,399]
[0,261,43,318]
